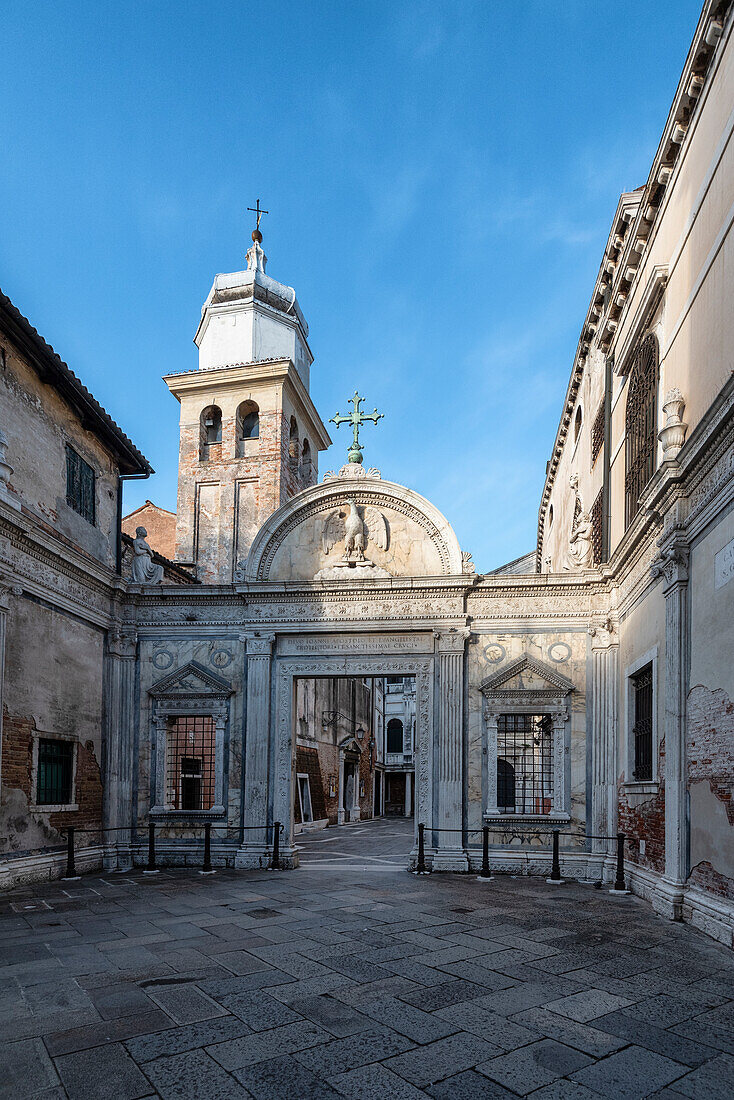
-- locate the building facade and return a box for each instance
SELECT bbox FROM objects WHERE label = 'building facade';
[0,0,732,950]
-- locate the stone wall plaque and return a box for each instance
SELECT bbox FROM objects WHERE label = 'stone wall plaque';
[714,537,734,589]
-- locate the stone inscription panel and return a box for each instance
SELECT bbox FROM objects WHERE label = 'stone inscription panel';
[277,633,434,656]
[714,536,734,589]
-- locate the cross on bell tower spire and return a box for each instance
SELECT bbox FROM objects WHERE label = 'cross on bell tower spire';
[330,391,384,464]
[247,199,269,243]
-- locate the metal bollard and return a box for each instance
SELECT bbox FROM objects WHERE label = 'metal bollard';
[202,821,213,873]
[271,821,281,870]
[479,825,492,879]
[416,822,427,874]
[550,830,562,881]
[614,832,627,892]
[546,829,565,885]
[144,821,159,873]
[63,826,77,879]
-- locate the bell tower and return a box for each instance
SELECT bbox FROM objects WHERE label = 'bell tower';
[164,217,331,582]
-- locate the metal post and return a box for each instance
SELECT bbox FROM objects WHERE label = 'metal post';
[478,825,492,879]
[546,829,565,884]
[614,832,626,892]
[144,821,159,874]
[416,822,427,874]
[201,821,213,873]
[271,821,281,870]
[63,827,77,879]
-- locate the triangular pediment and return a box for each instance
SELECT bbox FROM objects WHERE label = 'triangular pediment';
[338,736,362,756]
[480,654,574,695]
[149,661,233,697]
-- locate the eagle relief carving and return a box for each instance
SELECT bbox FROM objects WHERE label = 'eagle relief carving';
[315,498,392,580]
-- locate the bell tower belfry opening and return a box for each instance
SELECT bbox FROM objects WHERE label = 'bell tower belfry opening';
[164,215,331,582]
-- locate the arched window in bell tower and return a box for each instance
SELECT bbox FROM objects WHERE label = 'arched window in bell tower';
[301,438,312,483]
[236,401,259,457]
[200,405,222,462]
[289,416,299,469]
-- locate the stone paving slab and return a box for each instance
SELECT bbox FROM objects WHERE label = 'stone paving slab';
[0,818,733,1098]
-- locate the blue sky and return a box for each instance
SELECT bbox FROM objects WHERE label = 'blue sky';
[1,1,699,571]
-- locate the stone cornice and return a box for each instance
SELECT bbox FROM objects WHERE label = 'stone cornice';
[535,0,733,561]
[163,358,331,450]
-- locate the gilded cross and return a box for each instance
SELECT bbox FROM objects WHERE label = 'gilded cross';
[330,390,384,464]
[247,199,269,233]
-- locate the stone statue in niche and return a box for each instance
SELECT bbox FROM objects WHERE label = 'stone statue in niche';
[131,527,164,584]
[315,499,391,580]
[563,475,592,571]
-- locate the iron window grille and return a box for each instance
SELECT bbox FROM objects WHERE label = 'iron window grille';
[625,334,659,528]
[591,401,605,466]
[591,489,604,565]
[66,445,95,525]
[497,714,553,814]
[631,663,654,781]
[37,738,74,805]
[166,716,216,811]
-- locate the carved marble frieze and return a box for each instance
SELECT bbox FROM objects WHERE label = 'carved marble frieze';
[0,522,113,624]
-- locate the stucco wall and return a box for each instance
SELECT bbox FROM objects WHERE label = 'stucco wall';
[0,345,120,568]
[1,597,104,854]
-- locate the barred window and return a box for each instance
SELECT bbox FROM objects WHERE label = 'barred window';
[625,334,659,527]
[37,738,74,805]
[167,716,216,811]
[66,445,95,525]
[591,489,603,565]
[591,401,605,466]
[497,715,553,814]
[631,664,653,781]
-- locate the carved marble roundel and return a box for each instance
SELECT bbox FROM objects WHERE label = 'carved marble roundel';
[245,477,464,581]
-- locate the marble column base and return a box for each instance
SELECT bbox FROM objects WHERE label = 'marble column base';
[431,847,469,872]
[652,876,685,921]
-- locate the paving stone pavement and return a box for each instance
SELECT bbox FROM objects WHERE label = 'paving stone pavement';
[1,817,733,1099]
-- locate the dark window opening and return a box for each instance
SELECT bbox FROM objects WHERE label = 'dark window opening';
[632,663,653,781]
[37,738,74,805]
[236,402,259,456]
[386,718,404,754]
[66,445,95,525]
[497,714,553,814]
[574,405,583,444]
[200,406,222,461]
[625,334,659,527]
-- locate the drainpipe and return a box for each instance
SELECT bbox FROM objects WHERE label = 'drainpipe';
[116,472,151,574]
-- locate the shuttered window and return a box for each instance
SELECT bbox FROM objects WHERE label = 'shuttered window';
[66,445,96,525]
